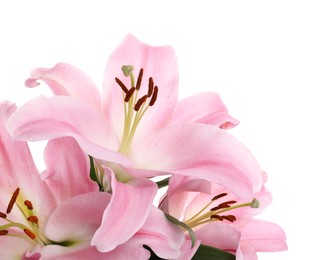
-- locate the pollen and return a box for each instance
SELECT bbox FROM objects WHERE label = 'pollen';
[0,212,7,218]
[0,230,9,236]
[24,200,33,210]
[27,216,39,224]
[24,229,36,240]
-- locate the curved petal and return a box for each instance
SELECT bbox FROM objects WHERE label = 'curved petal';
[91,172,157,252]
[42,137,97,203]
[170,92,239,129]
[101,34,179,140]
[6,95,131,165]
[0,236,34,259]
[133,207,185,259]
[131,124,262,198]
[45,192,111,243]
[25,63,101,110]
[239,219,288,253]
[195,222,241,254]
[177,238,201,260]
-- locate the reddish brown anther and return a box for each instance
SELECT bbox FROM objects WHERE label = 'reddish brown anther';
[24,200,33,210]
[0,230,9,236]
[222,215,237,222]
[210,214,223,221]
[149,86,158,106]
[115,77,129,93]
[136,68,144,90]
[134,95,148,111]
[148,77,154,97]
[212,193,228,201]
[124,87,136,102]
[24,229,36,239]
[27,216,39,224]
[0,212,7,218]
[6,187,20,214]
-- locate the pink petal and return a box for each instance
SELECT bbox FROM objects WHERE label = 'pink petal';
[239,219,288,252]
[91,172,157,252]
[194,222,241,254]
[42,137,97,202]
[101,34,179,139]
[7,95,130,165]
[170,92,239,129]
[45,192,111,243]
[0,236,34,259]
[131,124,262,198]
[132,207,185,259]
[25,63,101,111]
[177,238,201,260]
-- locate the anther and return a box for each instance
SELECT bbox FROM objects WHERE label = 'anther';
[134,95,148,111]
[210,215,223,221]
[211,200,237,211]
[0,230,9,236]
[24,229,36,240]
[136,68,144,90]
[222,215,236,222]
[148,77,154,97]
[24,200,33,210]
[27,216,39,224]
[0,212,7,218]
[124,87,136,102]
[149,86,158,106]
[212,193,228,201]
[115,77,129,94]
[6,187,20,214]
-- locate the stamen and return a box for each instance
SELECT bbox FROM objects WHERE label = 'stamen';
[24,200,33,210]
[27,216,39,224]
[124,87,136,102]
[148,77,154,97]
[24,229,36,240]
[149,86,158,106]
[210,214,223,221]
[0,230,9,236]
[0,212,7,218]
[222,215,236,222]
[136,68,144,90]
[115,77,129,94]
[6,188,20,214]
[212,193,228,201]
[134,95,148,111]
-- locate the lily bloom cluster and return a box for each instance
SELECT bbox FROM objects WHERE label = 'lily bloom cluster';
[0,35,287,259]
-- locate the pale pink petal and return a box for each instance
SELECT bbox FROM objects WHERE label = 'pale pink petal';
[132,207,185,259]
[176,238,201,260]
[25,63,101,110]
[239,219,288,253]
[131,124,262,198]
[102,34,179,139]
[170,92,239,129]
[91,172,157,252]
[45,192,111,243]
[7,95,130,165]
[194,222,240,254]
[42,137,97,202]
[0,236,34,259]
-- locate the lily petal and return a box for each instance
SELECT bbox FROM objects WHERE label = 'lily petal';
[25,63,101,110]
[102,34,179,139]
[45,192,111,243]
[170,92,239,129]
[0,236,34,259]
[6,95,130,165]
[42,137,97,202]
[131,124,262,198]
[91,172,157,252]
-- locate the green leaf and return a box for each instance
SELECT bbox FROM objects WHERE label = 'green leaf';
[89,155,104,191]
[192,244,236,260]
[156,177,170,188]
[165,213,196,247]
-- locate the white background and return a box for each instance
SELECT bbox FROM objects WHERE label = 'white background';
[1,1,318,259]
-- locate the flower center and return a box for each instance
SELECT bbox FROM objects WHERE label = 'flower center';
[184,193,259,229]
[0,187,50,246]
[115,65,159,156]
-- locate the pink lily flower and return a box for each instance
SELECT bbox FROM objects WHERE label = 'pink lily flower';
[159,174,287,259]
[0,101,184,259]
[7,34,262,199]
